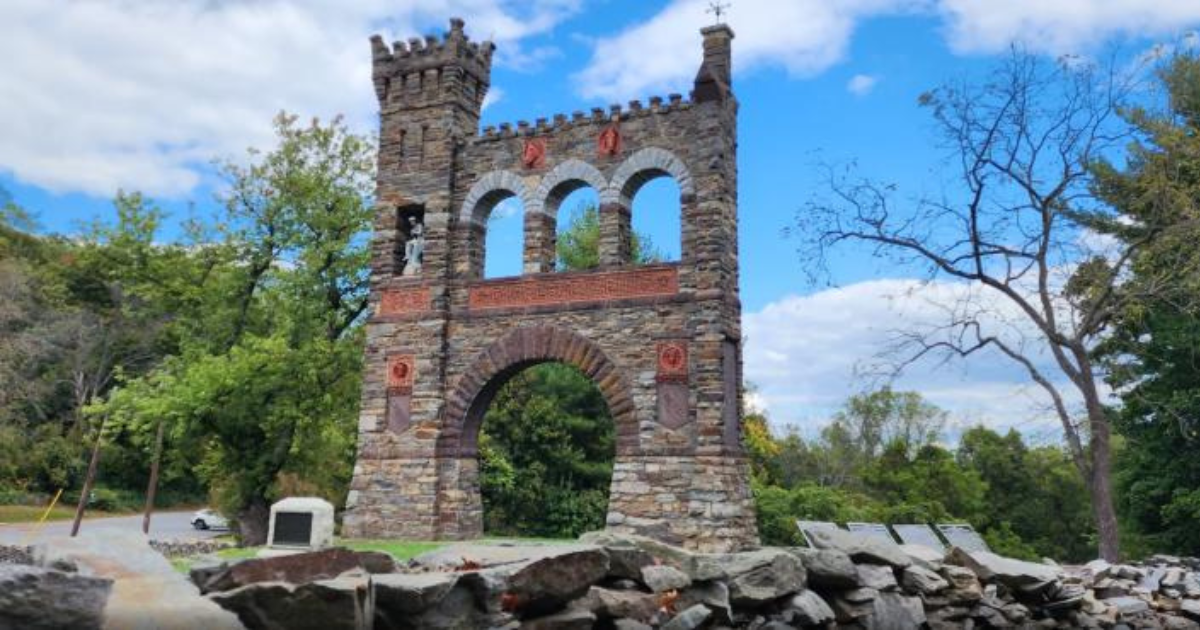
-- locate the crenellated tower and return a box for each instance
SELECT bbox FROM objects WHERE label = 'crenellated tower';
[345,18,758,552]
[367,17,495,280]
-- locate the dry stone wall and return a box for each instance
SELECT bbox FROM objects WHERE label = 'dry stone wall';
[343,17,756,551]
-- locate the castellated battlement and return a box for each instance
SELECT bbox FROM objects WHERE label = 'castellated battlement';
[475,94,692,143]
[369,17,494,108]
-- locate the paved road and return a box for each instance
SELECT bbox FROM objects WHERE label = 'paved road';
[0,510,226,544]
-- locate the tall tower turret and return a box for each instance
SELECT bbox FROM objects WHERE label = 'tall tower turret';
[368,18,494,279]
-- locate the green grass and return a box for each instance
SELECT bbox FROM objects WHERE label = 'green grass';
[340,539,444,560]
[0,504,131,524]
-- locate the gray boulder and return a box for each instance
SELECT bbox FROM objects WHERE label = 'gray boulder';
[571,586,659,623]
[806,527,911,569]
[865,591,926,630]
[520,608,596,630]
[857,563,898,591]
[902,564,949,595]
[786,589,835,626]
[208,573,372,630]
[789,547,858,589]
[661,603,711,630]
[899,544,945,570]
[946,547,1059,588]
[676,580,732,624]
[373,572,462,620]
[0,563,112,630]
[200,547,396,594]
[189,556,230,592]
[577,532,692,573]
[1104,595,1150,617]
[499,546,609,616]
[707,549,806,606]
[641,564,690,593]
[1182,599,1200,621]
[376,578,489,630]
[830,587,877,623]
[1086,559,1113,580]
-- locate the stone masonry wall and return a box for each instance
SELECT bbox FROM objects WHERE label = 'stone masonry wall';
[343,17,757,552]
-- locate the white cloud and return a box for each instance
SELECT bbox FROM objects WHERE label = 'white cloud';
[574,0,918,101]
[0,0,580,198]
[846,73,879,95]
[937,0,1200,54]
[482,87,505,111]
[743,278,1092,440]
[574,0,1200,102]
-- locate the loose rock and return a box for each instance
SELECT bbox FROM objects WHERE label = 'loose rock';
[806,526,911,568]
[641,564,690,593]
[789,547,858,588]
[661,603,711,630]
[787,589,835,625]
[0,563,112,630]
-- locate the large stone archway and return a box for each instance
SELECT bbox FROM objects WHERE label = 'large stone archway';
[430,326,635,538]
[344,18,757,551]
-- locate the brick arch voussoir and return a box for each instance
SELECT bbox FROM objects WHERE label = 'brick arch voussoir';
[603,146,695,207]
[459,170,535,226]
[531,159,608,218]
[438,326,638,458]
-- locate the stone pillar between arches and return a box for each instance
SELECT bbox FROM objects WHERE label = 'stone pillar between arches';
[598,202,631,267]
[522,211,556,274]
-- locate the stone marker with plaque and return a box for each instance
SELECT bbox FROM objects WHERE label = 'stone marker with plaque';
[846,522,899,545]
[892,523,947,552]
[937,523,991,553]
[796,520,843,548]
[267,497,335,550]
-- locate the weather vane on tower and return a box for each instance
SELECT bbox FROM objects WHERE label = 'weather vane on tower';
[706,1,730,24]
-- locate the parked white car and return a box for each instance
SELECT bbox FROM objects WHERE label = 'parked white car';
[191,508,229,531]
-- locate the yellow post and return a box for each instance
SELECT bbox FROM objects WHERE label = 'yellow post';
[38,488,64,525]
[21,488,64,546]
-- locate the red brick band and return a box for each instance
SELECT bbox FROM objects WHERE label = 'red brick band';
[468,266,678,311]
[379,286,431,315]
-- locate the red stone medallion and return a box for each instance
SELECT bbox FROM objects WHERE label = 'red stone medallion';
[387,354,416,392]
[521,138,546,169]
[597,125,622,157]
[656,341,688,382]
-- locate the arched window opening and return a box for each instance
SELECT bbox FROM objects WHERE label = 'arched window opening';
[483,196,525,279]
[554,187,601,271]
[630,176,680,264]
[478,362,615,538]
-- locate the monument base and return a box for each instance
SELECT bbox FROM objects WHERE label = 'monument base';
[342,454,758,552]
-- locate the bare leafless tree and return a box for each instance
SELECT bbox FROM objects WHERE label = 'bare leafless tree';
[792,50,1186,561]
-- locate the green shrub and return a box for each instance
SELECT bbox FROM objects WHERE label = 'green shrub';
[87,486,141,512]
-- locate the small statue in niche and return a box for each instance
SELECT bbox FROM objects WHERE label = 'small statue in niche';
[402,215,424,276]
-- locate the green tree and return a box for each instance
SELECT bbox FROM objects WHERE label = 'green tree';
[555,203,661,270]
[480,364,614,538]
[861,441,987,526]
[97,113,374,543]
[793,51,1197,559]
[1085,54,1200,557]
[957,426,1094,560]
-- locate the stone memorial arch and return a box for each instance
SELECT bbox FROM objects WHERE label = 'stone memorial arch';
[342,17,758,551]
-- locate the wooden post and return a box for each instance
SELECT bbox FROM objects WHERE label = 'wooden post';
[142,420,166,535]
[70,416,106,537]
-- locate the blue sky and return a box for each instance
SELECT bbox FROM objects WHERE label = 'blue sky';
[4,0,1199,440]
